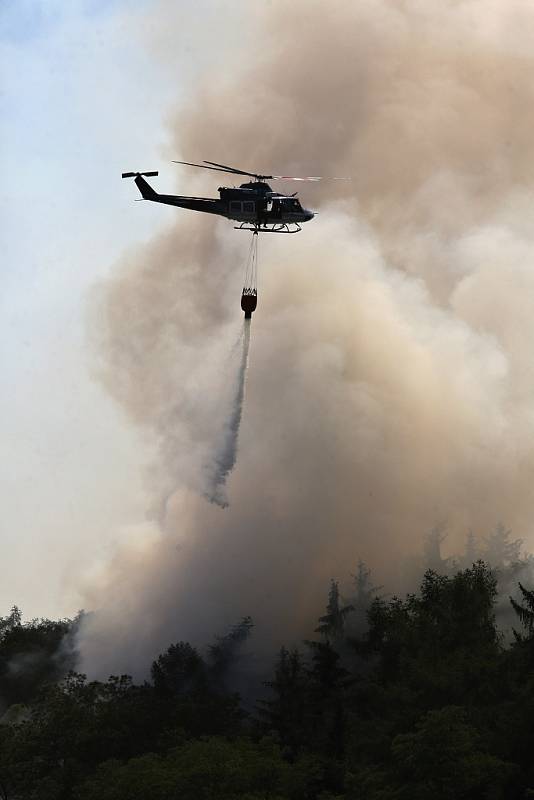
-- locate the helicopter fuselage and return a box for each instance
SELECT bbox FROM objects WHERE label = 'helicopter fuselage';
[133,175,314,231]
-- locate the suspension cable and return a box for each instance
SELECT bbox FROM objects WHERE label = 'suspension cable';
[241,229,259,318]
[243,229,259,292]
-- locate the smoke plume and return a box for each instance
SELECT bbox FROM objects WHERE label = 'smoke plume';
[80,0,534,679]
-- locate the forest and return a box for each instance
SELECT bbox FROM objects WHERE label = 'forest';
[1,524,534,799]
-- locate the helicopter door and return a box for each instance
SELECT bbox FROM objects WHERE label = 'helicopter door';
[272,199,282,219]
[243,201,255,215]
[229,200,242,216]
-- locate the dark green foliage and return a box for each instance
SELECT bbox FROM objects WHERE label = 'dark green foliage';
[359,562,498,665]
[75,737,300,800]
[0,667,244,798]
[150,638,245,740]
[259,647,309,756]
[151,641,207,696]
[348,706,516,800]
[509,582,534,677]
[0,606,78,710]
[208,615,254,683]
[0,672,167,798]
[510,582,534,636]
[391,706,514,797]
[3,555,534,799]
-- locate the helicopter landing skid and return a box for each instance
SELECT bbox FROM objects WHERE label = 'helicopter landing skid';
[234,222,302,234]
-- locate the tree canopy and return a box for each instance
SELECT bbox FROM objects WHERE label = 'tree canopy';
[1,548,534,798]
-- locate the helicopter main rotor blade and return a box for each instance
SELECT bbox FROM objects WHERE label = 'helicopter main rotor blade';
[270,175,351,181]
[173,160,352,181]
[172,160,240,175]
[203,160,269,179]
[174,159,274,180]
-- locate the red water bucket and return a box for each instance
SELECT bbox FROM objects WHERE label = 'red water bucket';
[241,289,257,319]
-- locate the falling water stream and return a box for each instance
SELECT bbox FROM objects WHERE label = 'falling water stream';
[204,318,252,508]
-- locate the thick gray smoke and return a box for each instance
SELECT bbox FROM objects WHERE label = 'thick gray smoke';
[203,319,251,509]
[79,0,534,679]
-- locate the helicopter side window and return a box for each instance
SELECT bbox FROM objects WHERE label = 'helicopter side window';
[282,199,297,213]
[243,201,255,214]
[229,201,242,213]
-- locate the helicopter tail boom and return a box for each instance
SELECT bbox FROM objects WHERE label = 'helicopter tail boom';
[133,174,159,201]
[121,171,160,201]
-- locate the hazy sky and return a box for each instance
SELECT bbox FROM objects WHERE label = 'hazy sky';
[1,0,185,618]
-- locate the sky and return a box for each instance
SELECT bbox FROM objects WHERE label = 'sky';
[3,1,534,676]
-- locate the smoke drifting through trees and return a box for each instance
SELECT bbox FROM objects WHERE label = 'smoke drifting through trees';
[81,1,534,678]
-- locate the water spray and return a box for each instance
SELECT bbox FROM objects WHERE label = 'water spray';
[204,318,252,508]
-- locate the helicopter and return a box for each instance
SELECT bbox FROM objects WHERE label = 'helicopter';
[122,160,321,234]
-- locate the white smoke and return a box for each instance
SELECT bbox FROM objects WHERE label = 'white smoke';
[77,0,534,679]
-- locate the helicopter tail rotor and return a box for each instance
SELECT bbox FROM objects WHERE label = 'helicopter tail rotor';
[121,171,159,178]
[122,171,159,201]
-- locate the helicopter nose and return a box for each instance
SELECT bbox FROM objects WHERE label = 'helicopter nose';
[304,209,315,222]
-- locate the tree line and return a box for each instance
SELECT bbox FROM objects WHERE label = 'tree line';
[1,526,534,798]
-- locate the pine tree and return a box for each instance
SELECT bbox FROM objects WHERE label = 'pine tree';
[208,616,254,685]
[423,523,450,572]
[0,606,22,638]
[346,560,382,635]
[151,641,206,696]
[302,638,350,761]
[352,560,381,607]
[315,580,354,641]
[483,522,522,568]
[463,530,478,567]
[259,647,309,755]
[510,582,534,636]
